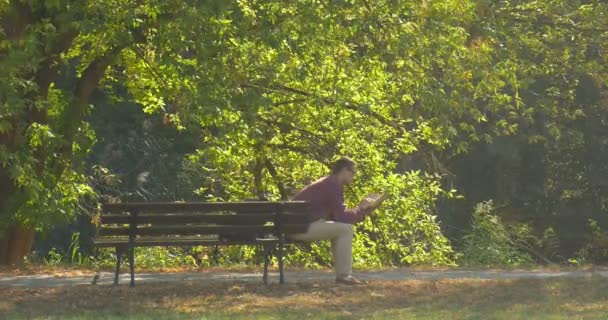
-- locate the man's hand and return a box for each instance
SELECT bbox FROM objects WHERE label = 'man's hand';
[358,198,373,210]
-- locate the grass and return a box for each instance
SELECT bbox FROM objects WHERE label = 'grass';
[1,276,607,319]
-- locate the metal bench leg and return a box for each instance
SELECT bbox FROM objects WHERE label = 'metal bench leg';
[128,246,135,287]
[278,236,285,284]
[114,247,123,286]
[212,244,220,265]
[263,245,273,285]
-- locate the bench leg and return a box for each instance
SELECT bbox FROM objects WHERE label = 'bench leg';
[128,246,135,287]
[278,237,285,284]
[114,247,123,286]
[211,244,220,265]
[263,245,273,285]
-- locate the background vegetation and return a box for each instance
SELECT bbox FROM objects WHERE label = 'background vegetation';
[1,0,608,268]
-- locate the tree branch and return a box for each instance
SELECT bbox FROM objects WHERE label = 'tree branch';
[30,28,80,124]
[244,82,451,177]
[264,158,287,200]
[273,98,307,106]
[497,8,608,33]
[241,82,404,132]
[253,145,265,199]
[62,44,127,147]
[257,116,331,144]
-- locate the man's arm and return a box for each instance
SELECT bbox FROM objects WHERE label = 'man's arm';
[328,187,372,224]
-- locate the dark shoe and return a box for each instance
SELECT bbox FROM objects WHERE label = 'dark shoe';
[335,275,365,285]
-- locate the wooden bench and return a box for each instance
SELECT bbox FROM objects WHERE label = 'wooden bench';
[93,201,310,286]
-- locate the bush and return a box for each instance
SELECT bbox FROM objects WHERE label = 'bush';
[573,219,608,264]
[459,200,532,267]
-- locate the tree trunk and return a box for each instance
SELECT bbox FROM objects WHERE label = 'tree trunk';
[16,225,35,264]
[0,231,9,265]
[0,224,35,266]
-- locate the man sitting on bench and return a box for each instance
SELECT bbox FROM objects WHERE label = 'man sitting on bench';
[291,157,375,285]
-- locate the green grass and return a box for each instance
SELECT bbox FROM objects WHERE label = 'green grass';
[2,276,607,319]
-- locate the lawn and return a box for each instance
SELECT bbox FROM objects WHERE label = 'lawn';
[1,277,607,319]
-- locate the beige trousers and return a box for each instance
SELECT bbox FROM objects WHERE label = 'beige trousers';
[290,219,353,276]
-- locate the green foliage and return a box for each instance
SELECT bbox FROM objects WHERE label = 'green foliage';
[539,227,561,261]
[460,201,532,267]
[129,247,199,269]
[2,0,608,266]
[573,219,608,264]
[38,232,91,266]
[2,133,96,231]
[437,0,608,261]
[68,232,84,264]
[356,172,456,266]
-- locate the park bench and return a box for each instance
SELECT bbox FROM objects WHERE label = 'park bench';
[93,201,310,287]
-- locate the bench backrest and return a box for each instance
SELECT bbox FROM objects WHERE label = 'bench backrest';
[97,201,311,241]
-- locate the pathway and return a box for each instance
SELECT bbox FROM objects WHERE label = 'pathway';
[2,269,607,288]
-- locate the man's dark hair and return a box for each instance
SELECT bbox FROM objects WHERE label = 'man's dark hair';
[330,157,357,175]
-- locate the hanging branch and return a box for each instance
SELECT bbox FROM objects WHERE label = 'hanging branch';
[264,158,287,200]
[257,116,331,144]
[242,82,403,130]
[242,82,450,176]
[253,144,265,200]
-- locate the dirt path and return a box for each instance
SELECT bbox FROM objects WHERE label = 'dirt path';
[1,269,607,288]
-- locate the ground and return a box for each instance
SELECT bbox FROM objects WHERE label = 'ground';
[1,268,607,319]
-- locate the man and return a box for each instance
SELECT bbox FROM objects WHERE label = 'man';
[291,157,373,285]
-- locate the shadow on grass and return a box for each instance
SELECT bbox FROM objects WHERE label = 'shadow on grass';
[1,276,608,319]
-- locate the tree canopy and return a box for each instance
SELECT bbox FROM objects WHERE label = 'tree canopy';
[1,0,608,265]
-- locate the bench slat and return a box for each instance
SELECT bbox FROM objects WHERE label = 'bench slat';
[102,201,310,214]
[100,213,308,225]
[93,237,282,247]
[98,224,309,237]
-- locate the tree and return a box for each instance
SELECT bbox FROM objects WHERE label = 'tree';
[435,1,608,256]
[6,0,605,266]
[0,0,462,265]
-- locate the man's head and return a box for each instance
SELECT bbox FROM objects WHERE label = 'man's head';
[330,157,357,185]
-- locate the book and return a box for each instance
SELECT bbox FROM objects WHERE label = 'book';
[360,192,387,211]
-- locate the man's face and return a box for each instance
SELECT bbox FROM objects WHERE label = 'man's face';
[340,165,357,185]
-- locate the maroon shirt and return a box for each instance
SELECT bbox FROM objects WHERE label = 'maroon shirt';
[292,175,371,224]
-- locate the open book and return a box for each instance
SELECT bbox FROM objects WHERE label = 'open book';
[359,192,387,211]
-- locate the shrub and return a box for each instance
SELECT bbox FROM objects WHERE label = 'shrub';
[459,200,532,267]
[573,219,608,264]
